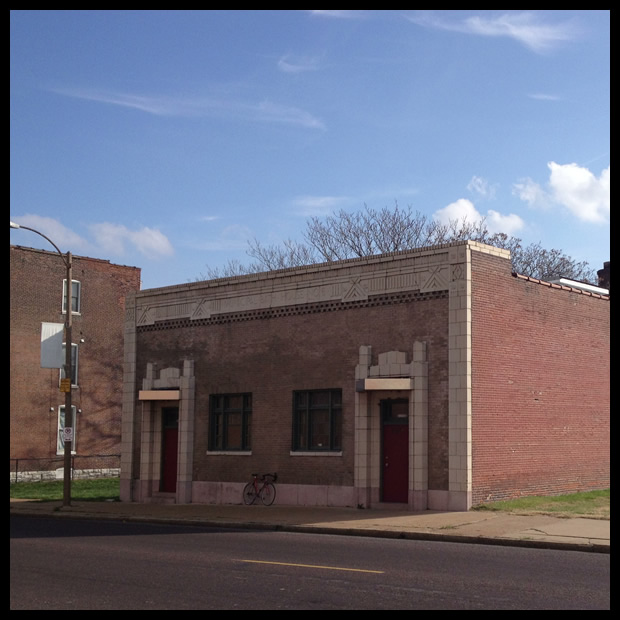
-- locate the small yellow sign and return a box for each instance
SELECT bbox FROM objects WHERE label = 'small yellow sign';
[59,378,72,393]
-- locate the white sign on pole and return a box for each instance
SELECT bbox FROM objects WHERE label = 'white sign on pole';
[41,322,64,369]
[63,427,73,443]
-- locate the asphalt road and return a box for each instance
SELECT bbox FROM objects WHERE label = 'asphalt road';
[10,516,610,610]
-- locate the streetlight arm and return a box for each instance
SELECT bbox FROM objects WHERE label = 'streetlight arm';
[10,221,67,266]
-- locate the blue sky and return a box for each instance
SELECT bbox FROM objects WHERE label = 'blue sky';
[10,10,609,289]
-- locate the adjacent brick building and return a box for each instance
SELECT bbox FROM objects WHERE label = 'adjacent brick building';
[10,245,141,481]
[120,241,609,510]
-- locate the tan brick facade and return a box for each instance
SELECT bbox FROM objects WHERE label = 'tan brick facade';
[121,241,609,510]
[10,245,141,480]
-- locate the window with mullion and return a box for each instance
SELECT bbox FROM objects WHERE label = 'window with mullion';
[62,279,81,314]
[293,389,342,451]
[209,393,252,451]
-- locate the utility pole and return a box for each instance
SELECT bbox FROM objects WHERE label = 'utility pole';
[10,222,74,506]
[61,251,73,506]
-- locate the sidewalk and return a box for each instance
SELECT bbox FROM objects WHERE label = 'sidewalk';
[10,498,609,553]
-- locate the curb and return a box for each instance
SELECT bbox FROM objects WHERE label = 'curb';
[10,509,610,554]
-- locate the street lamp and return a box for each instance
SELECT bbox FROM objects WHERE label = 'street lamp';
[10,221,74,507]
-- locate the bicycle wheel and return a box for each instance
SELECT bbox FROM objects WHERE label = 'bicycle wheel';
[260,482,276,506]
[243,482,258,505]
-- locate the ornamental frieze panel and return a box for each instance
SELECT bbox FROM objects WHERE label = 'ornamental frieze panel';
[419,265,450,292]
[133,251,458,326]
[342,277,368,302]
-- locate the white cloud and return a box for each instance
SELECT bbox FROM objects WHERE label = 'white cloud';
[433,198,481,224]
[485,210,525,236]
[190,224,253,251]
[9,214,90,253]
[90,222,174,259]
[467,176,497,199]
[277,54,320,74]
[408,11,577,53]
[11,215,175,261]
[433,198,524,235]
[308,10,366,19]
[527,93,561,101]
[52,87,188,116]
[128,227,174,259]
[292,195,353,216]
[514,162,610,223]
[53,87,325,129]
[548,162,610,223]
[255,100,325,129]
[512,177,552,208]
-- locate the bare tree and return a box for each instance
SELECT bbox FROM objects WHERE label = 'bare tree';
[197,258,260,281]
[303,204,444,259]
[248,238,318,270]
[198,204,598,284]
[509,241,595,282]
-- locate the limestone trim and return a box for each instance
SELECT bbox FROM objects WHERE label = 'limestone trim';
[133,245,469,327]
[120,294,138,502]
[354,342,428,511]
[447,244,472,511]
[131,361,195,504]
[133,242,506,331]
[137,291,447,332]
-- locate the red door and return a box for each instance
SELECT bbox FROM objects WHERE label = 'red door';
[382,401,409,503]
[161,408,179,493]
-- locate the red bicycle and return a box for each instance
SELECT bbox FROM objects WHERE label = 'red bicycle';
[243,472,277,506]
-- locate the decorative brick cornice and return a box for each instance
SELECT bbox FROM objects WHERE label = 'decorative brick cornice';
[131,241,505,329]
[136,290,447,332]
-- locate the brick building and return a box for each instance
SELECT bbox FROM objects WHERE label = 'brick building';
[10,245,141,481]
[120,241,609,510]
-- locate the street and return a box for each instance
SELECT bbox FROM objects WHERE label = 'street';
[10,516,610,610]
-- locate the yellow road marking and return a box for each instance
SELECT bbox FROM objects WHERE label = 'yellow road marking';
[237,559,384,574]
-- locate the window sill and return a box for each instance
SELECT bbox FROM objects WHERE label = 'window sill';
[289,451,342,457]
[206,450,252,456]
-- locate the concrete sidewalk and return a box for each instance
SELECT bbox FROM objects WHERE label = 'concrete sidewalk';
[10,498,609,553]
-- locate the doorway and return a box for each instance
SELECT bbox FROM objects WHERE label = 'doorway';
[381,399,409,502]
[161,407,179,493]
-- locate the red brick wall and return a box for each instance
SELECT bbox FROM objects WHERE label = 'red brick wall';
[10,246,141,467]
[471,252,610,504]
[135,293,450,488]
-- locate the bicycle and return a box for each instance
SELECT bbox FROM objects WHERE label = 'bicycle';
[243,472,277,506]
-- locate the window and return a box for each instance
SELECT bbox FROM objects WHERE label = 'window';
[57,405,77,455]
[60,343,78,386]
[209,393,252,451]
[62,279,81,314]
[293,389,342,451]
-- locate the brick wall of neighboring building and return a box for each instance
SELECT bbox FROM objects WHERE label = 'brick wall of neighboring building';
[10,245,141,475]
[470,251,610,504]
[134,292,450,489]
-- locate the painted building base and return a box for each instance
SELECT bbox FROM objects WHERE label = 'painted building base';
[125,478,472,511]
[191,481,446,510]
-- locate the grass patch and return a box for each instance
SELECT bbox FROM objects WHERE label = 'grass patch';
[10,478,120,502]
[473,489,610,519]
